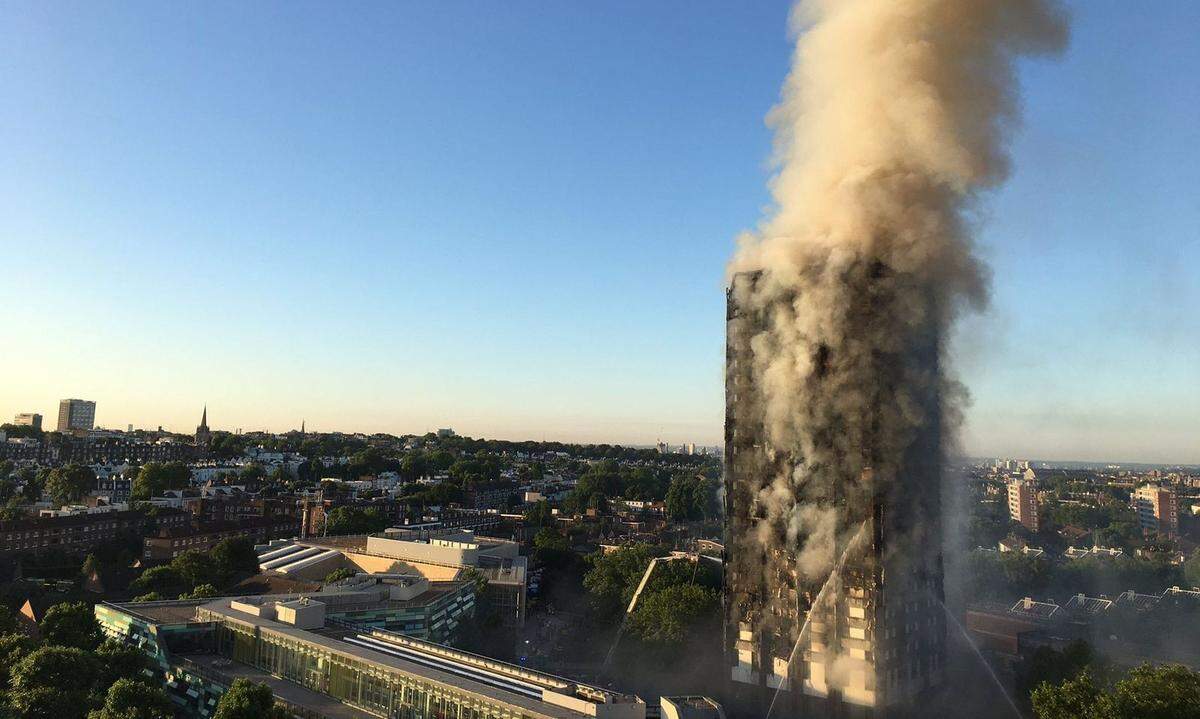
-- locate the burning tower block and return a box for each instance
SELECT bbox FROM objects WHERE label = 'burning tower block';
[723,271,946,718]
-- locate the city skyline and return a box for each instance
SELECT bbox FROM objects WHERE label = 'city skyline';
[2,2,1197,464]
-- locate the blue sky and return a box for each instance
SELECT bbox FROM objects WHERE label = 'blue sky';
[1,1,1196,463]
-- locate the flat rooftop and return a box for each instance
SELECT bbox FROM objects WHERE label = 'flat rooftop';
[179,598,637,719]
[178,654,378,719]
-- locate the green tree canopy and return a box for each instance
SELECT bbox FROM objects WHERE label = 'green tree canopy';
[131,462,190,500]
[1033,663,1200,719]
[324,567,356,584]
[211,536,260,576]
[95,640,152,691]
[213,678,291,719]
[324,506,390,535]
[628,583,719,647]
[583,544,664,617]
[130,565,182,597]
[170,549,221,590]
[179,583,220,599]
[87,678,174,719]
[45,464,97,506]
[40,601,103,651]
[9,646,100,719]
[0,632,36,691]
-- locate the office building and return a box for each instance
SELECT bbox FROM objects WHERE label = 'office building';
[1007,478,1040,532]
[1133,484,1179,537]
[723,272,945,717]
[96,595,659,719]
[260,528,528,627]
[57,398,96,432]
[13,413,42,430]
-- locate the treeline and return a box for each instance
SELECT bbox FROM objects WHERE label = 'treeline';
[128,537,260,601]
[1026,640,1200,718]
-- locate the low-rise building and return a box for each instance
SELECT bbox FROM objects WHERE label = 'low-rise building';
[143,516,298,561]
[0,507,188,555]
[96,596,666,719]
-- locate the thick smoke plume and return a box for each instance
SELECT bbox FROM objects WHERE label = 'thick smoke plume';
[731,0,1067,587]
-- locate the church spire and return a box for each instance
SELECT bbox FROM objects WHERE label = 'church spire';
[195,404,212,447]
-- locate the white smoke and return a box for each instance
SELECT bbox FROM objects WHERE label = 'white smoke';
[733,0,1068,581]
[729,1,1068,707]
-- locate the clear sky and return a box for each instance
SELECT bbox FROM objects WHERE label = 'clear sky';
[1,1,1196,463]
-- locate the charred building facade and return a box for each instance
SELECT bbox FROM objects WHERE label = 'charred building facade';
[723,271,946,718]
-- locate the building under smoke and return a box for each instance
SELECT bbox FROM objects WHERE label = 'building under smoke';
[723,271,946,718]
[720,1,1067,715]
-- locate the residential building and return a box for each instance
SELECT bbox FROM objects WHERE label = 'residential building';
[143,516,299,561]
[1133,483,1179,537]
[57,398,96,432]
[723,272,946,717]
[0,508,188,555]
[13,413,42,430]
[1007,478,1040,532]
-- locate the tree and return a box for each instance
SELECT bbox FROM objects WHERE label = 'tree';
[583,544,663,617]
[212,678,291,719]
[45,464,97,506]
[665,475,701,521]
[1184,551,1200,588]
[0,605,19,636]
[9,646,100,719]
[130,565,182,597]
[324,567,356,584]
[1018,640,1099,698]
[171,549,220,590]
[132,592,163,602]
[1032,663,1200,719]
[1032,671,1107,719]
[211,536,260,576]
[40,601,103,651]
[179,583,219,599]
[0,633,36,691]
[238,465,267,484]
[87,678,174,719]
[628,583,718,647]
[21,468,45,501]
[532,527,572,568]
[324,506,389,535]
[523,501,554,527]
[131,462,190,500]
[95,640,152,690]
[1109,664,1200,718]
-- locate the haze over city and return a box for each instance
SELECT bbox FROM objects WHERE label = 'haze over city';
[2,1,1196,464]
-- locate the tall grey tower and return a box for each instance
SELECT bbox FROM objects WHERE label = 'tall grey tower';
[57,398,96,433]
[723,272,946,719]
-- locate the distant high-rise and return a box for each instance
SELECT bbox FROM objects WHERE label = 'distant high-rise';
[195,405,212,447]
[723,273,945,718]
[57,399,96,432]
[13,413,42,430]
[1007,479,1040,532]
